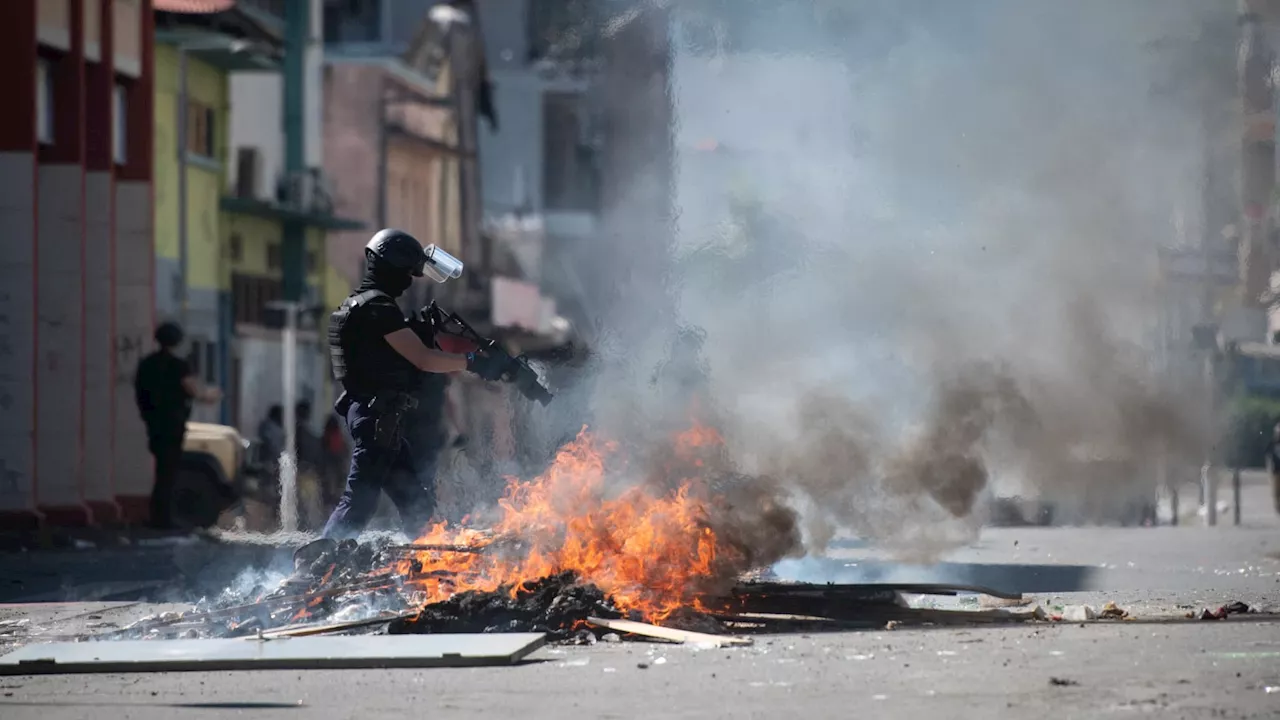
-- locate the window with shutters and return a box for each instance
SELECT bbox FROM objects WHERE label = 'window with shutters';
[232,273,283,326]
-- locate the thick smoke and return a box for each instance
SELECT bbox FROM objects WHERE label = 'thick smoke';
[542,0,1235,568]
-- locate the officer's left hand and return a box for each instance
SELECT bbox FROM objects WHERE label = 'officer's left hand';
[466,351,509,382]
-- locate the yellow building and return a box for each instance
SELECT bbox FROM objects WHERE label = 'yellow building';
[154,5,360,429]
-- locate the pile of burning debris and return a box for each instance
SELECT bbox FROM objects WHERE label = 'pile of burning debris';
[101,532,1041,647]
[100,426,1045,646]
[107,534,730,644]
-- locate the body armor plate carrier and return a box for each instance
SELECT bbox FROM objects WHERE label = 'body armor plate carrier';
[328,289,389,387]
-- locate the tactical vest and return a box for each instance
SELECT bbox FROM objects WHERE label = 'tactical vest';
[328,289,415,394]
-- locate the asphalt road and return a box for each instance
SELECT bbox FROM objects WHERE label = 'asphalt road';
[0,479,1277,719]
[0,620,1278,719]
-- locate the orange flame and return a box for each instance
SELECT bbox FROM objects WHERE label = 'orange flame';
[396,424,740,621]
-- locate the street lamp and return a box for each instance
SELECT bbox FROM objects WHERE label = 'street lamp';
[265,299,323,533]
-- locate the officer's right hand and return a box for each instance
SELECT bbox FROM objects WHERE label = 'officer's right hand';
[466,351,508,382]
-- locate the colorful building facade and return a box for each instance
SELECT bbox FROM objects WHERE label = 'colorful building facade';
[0,0,156,528]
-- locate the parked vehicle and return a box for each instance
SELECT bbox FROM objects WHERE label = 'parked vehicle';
[175,422,265,529]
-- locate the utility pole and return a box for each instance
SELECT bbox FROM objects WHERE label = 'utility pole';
[281,0,309,304]
[269,0,311,533]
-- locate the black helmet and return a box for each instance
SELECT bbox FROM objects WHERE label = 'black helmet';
[365,228,426,277]
[155,321,184,348]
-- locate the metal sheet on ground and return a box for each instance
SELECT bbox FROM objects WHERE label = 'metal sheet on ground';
[770,558,1097,594]
[0,633,547,675]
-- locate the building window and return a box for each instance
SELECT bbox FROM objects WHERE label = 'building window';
[229,233,243,263]
[36,59,54,145]
[232,273,283,326]
[186,100,215,158]
[266,242,281,271]
[112,82,127,164]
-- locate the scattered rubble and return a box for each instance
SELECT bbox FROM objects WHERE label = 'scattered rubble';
[59,533,1246,650]
[81,533,1064,645]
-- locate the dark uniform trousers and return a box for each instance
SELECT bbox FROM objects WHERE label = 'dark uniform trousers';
[321,397,437,540]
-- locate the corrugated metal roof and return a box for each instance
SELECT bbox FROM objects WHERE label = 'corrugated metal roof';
[154,0,236,13]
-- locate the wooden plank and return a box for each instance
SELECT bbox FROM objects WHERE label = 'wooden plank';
[586,617,752,647]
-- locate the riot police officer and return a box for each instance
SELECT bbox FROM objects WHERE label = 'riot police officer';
[321,228,507,540]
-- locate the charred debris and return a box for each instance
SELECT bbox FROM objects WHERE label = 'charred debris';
[86,536,1051,646]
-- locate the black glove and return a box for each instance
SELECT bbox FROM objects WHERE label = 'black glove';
[466,350,509,382]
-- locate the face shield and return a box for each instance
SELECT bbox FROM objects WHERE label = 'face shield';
[423,244,465,284]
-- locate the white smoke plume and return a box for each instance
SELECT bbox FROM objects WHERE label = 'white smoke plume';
[530,0,1235,564]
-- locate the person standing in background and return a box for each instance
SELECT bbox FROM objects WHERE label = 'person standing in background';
[258,405,286,463]
[134,322,222,529]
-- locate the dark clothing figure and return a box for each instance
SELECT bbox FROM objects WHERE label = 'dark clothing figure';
[320,230,438,540]
[321,229,503,541]
[133,321,213,529]
[333,291,419,396]
[258,405,285,464]
[135,350,195,445]
[322,286,431,540]
[295,400,324,475]
[321,284,437,540]
[147,441,185,527]
[256,405,285,519]
[135,347,194,529]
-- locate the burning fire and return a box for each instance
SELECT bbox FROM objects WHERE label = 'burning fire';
[397,424,741,621]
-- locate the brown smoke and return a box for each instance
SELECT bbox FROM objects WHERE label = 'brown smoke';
[647,313,1205,569]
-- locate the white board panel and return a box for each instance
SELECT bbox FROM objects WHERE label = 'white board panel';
[0,633,547,674]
